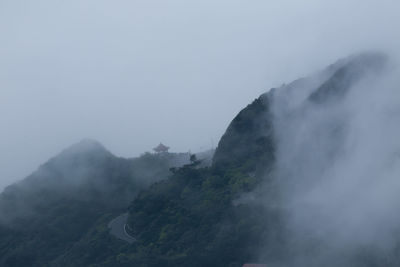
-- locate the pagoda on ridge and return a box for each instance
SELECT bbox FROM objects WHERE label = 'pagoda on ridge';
[153,143,170,153]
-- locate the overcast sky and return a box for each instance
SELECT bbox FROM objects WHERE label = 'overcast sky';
[1,0,399,189]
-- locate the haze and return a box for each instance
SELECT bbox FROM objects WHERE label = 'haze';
[265,53,400,266]
[1,0,399,190]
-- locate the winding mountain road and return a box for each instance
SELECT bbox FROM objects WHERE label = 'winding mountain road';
[108,213,136,244]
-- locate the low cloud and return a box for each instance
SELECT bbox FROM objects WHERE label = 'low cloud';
[266,52,400,266]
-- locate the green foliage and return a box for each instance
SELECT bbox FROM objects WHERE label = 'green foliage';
[0,92,278,266]
[0,147,189,267]
[212,93,274,173]
[115,164,274,266]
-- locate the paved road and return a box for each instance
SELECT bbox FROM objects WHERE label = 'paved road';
[108,213,136,244]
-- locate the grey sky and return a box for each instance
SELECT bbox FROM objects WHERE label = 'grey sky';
[1,0,399,189]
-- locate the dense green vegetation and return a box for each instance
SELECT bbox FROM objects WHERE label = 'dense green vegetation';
[0,140,193,266]
[39,93,279,267]
[0,92,278,266]
[212,93,274,173]
[46,152,280,266]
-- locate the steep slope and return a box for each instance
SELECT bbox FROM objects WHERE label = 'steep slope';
[213,52,388,173]
[212,93,274,173]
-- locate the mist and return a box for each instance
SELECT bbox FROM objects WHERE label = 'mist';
[264,52,400,266]
[1,0,400,191]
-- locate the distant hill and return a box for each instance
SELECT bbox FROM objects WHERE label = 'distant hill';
[0,139,193,266]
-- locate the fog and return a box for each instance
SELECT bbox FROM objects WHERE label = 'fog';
[1,0,400,190]
[266,53,400,266]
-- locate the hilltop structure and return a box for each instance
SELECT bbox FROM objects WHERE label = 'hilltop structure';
[153,143,169,153]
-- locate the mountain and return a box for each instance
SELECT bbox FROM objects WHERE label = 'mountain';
[0,140,193,266]
[119,52,391,267]
[0,52,393,267]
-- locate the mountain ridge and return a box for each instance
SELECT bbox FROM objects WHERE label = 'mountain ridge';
[0,52,392,267]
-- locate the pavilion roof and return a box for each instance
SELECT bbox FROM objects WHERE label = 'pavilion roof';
[153,143,170,152]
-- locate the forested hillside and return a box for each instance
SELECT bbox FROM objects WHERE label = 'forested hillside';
[0,140,192,266]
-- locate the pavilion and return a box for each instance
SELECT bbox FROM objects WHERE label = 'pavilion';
[153,143,170,153]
